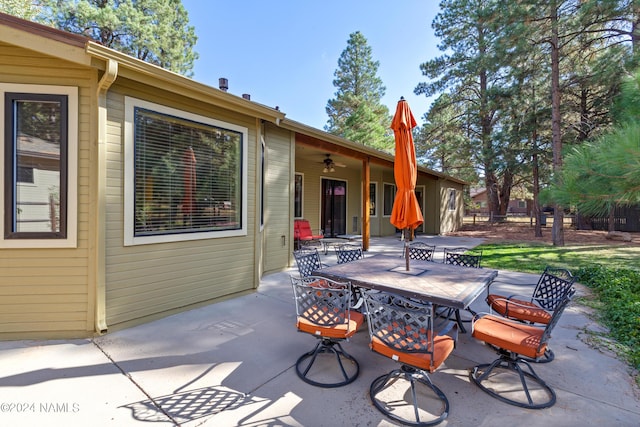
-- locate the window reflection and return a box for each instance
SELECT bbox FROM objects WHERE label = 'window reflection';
[14,99,62,234]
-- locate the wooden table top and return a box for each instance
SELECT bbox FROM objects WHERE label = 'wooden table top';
[314,254,498,309]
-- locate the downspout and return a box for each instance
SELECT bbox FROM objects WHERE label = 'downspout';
[95,58,118,333]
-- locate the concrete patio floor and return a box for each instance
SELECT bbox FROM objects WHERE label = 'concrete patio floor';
[1,235,639,426]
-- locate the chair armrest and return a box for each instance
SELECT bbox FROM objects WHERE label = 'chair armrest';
[528,295,573,309]
[497,294,568,309]
[471,311,545,334]
[491,296,537,308]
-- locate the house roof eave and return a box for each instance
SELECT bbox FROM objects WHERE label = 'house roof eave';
[281,117,469,185]
[85,42,285,125]
[0,12,91,66]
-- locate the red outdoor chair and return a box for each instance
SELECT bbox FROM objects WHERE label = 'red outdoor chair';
[294,219,324,250]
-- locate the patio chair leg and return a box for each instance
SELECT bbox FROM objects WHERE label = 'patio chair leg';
[296,339,359,388]
[370,365,449,426]
[470,355,556,409]
[521,348,555,364]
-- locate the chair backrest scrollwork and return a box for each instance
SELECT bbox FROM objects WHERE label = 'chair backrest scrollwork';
[364,292,437,364]
[533,267,576,311]
[291,276,352,328]
[443,247,482,268]
[408,242,436,261]
[538,292,573,353]
[336,244,364,264]
[293,248,322,277]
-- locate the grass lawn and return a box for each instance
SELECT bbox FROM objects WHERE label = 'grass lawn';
[477,242,640,273]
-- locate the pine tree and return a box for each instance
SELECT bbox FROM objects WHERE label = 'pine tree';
[38,0,198,77]
[545,69,640,228]
[0,0,40,19]
[326,31,392,151]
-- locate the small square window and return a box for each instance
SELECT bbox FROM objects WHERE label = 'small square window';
[448,189,457,211]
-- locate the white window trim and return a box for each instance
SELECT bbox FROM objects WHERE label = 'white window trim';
[123,96,248,246]
[0,84,78,249]
[294,172,304,219]
[369,181,378,217]
[382,182,396,217]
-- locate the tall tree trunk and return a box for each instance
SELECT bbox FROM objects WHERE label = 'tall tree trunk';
[532,135,542,237]
[632,3,640,56]
[485,173,500,221]
[550,2,565,246]
[497,169,514,216]
[579,86,590,142]
[608,205,616,232]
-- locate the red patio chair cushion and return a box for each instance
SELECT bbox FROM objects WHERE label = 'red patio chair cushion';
[370,330,455,373]
[472,315,547,360]
[294,219,323,241]
[486,294,552,324]
[297,309,364,339]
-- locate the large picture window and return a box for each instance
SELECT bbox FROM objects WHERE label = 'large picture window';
[124,97,247,245]
[1,85,78,248]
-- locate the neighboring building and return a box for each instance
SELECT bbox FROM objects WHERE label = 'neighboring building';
[0,13,466,339]
[468,187,531,216]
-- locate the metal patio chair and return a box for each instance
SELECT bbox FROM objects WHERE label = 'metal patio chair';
[335,243,364,264]
[439,247,483,332]
[442,247,482,268]
[363,290,458,426]
[290,275,364,388]
[470,292,573,409]
[293,247,324,277]
[408,242,436,261]
[334,243,366,309]
[485,266,576,362]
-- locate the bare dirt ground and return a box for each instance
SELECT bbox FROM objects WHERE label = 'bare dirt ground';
[445,221,640,246]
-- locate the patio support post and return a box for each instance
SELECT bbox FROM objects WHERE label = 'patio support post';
[362,157,370,251]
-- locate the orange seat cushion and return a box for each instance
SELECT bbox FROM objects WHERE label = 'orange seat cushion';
[486,294,552,324]
[370,332,455,372]
[297,310,364,339]
[472,315,546,360]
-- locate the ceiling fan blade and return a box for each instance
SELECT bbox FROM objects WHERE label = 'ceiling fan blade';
[334,162,347,167]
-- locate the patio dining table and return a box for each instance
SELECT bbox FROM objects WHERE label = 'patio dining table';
[313,254,498,328]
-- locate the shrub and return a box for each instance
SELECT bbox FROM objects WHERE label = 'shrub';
[575,266,640,369]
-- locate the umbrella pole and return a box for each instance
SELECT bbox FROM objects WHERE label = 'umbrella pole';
[404,228,410,271]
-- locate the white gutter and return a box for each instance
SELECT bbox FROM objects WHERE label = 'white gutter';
[94,58,118,334]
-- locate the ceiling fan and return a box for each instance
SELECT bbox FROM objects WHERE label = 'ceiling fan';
[322,154,346,172]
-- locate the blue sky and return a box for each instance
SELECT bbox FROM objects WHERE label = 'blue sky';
[181,1,441,130]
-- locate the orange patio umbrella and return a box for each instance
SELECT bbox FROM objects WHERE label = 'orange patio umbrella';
[390,97,423,269]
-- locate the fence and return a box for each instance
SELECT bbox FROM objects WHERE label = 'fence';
[577,205,640,232]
